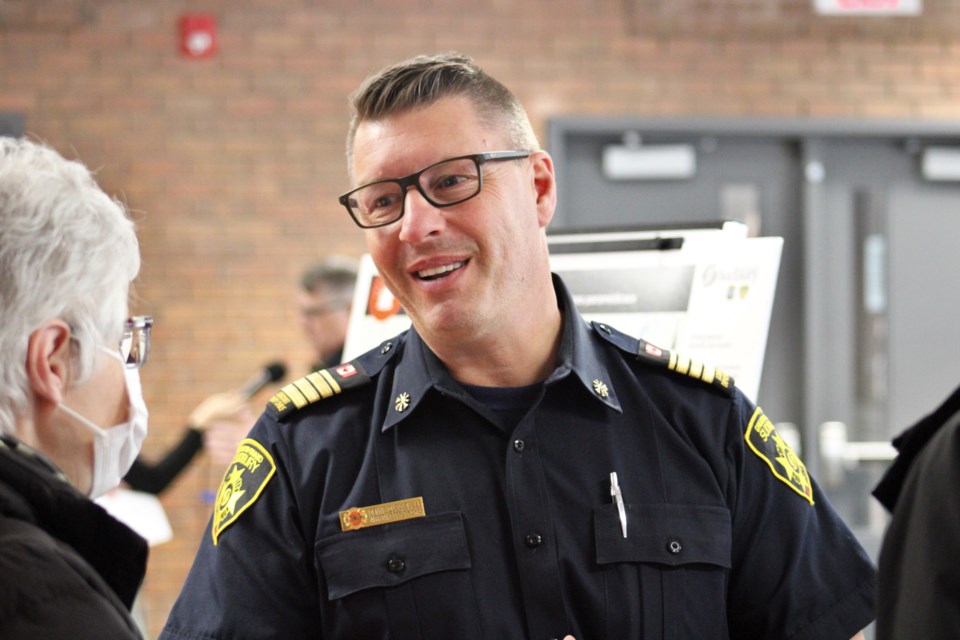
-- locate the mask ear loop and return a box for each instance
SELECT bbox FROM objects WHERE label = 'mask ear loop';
[58,402,108,437]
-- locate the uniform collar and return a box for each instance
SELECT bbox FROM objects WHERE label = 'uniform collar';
[546,274,622,413]
[381,273,622,432]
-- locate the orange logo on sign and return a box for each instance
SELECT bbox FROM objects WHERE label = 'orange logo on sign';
[367,276,402,321]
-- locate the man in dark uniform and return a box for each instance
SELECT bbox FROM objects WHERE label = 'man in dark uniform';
[161,53,875,640]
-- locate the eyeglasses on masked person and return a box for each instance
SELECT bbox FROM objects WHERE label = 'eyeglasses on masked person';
[118,315,153,369]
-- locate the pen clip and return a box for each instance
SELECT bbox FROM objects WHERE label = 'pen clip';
[610,471,627,538]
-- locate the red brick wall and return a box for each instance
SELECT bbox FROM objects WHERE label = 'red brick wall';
[2,1,959,636]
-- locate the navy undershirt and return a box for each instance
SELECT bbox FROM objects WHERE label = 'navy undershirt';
[460,381,544,431]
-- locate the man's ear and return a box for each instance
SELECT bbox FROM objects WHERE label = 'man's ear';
[530,150,557,229]
[25,320,73,407]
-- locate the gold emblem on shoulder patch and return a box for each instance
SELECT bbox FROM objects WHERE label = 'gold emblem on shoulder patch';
[745,407,814,505]
[212,438,277,545]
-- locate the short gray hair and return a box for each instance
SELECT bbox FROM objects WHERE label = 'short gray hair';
[345,52,539,176]
[0,138,140,433]
[300,255,358,305]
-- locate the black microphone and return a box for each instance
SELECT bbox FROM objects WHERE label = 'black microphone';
[237,361,287,398]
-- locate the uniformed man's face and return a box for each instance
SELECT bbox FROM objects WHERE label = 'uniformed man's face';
[351,96,556,346]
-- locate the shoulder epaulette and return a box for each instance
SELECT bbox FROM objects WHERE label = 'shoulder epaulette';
[266,361,373,421]
[265,336,405,421]
[591,321,735,395]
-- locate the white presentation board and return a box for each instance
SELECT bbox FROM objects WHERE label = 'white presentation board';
[343,226,781,400]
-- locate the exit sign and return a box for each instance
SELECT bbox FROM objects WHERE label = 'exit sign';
[814,0,922,14]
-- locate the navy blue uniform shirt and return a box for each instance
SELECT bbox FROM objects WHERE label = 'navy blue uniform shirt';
[161,275,875,640]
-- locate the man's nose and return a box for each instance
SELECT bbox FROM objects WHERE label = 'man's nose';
[398,186,444,243]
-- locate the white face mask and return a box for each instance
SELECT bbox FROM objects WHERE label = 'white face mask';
[59,347,149,499]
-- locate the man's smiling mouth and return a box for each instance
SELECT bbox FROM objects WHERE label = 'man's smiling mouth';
[417,260,466,281]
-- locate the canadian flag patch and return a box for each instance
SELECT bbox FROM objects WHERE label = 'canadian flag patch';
[335,363,358,378]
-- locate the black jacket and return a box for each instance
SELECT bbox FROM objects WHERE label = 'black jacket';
[0,435,148,639]
[873,384,960,640]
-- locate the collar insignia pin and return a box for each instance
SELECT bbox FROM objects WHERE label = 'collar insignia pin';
[593,379,609,398]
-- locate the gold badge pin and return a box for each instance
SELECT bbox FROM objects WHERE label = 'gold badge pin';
[395,392,411,412]
[340,496,425,531]
[592,379,609,398]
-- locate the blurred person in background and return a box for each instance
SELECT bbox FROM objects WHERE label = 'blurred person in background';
[199,259,360,469]
[0,137,149,639]
[123,389,254,494]
[298,256,359,371]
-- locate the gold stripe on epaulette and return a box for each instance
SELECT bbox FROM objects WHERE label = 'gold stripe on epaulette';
[282,382,309,409]
[319,369,341,394]
[294,378,321,403]
[701,365,716,385]
[689,359,703,379]
[306,372,335,398]
[672,355,691,375]
[669,352,732,390]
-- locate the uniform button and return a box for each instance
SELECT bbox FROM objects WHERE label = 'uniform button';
[598,323,612,334]
[525,533,542,548]
[380,341,393,354]
[513,439,525,452]
[387,557,406,573]
[667,540,682,554]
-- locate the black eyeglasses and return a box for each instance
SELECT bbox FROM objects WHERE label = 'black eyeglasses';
[338,150,532,229]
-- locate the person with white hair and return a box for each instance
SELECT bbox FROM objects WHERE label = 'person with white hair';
[0,137,150,639]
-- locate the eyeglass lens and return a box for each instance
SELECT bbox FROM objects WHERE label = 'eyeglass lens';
[120,316,152,369]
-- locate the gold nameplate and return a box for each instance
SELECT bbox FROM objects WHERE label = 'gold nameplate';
[339,497,425,531]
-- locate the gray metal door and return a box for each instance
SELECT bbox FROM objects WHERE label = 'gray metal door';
[804,137,960,557]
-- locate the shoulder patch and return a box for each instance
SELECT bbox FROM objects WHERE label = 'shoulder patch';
[591,321,735,395]
[745,407,814,505]
[265,360,372,421]
[212,438,276,545]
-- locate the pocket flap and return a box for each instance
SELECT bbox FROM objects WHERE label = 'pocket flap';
[318,511,471,600]
[594,504,731,568]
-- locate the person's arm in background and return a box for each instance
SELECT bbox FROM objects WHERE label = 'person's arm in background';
[123,390,250,495]
[202,410,258,467]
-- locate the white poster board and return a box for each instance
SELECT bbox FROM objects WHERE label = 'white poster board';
[96,488,174,547]
[343,227,781,400]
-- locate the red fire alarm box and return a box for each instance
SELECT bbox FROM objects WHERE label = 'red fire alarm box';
[179,14,217,59]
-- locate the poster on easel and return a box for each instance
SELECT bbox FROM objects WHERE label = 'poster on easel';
[343,224,781,400]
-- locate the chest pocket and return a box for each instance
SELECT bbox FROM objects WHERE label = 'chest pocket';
[594,503,732,640]
[316,511,480,639]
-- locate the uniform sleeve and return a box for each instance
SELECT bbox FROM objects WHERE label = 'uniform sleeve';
[724,393,876,640]
[876,413,960,640]
[159,417,322,640]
